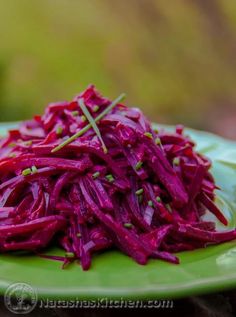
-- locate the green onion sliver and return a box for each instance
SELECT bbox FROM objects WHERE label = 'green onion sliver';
[31,165,38,174]
[135,161,143,171]
[79,98,108,154]
[81,115,87,122]
[8,153,16,158]
[56,126,63,135]
[22,168,32,176]
[65,252,75,258]
[135,188,144,196]
[138,195,143,203]
[72,110,79,116]
[106,174,114,182]
[93,105,99,112]
[155,137,161,145]
[144,132,153,139]
[173,157,180,166]
[8,142,16,148]
[123,223,132,229]
[92,171,100,179]
[25,140,32,146]
[51,93,126,153]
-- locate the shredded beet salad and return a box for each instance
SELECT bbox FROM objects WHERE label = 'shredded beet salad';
[0,85,235,270]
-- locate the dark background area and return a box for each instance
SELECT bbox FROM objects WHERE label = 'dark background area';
[0,0,236,138]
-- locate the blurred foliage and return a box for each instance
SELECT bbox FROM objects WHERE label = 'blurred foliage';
[0,0,236,138]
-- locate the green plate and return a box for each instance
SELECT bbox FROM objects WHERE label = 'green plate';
[0,122,236,300]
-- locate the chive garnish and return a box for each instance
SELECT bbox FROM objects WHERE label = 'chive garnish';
[72,110,79,116]
[92,171,100,179]
[79,98,108,154]
[31,165,38,174]
[135,161,143,171]
[22,168,32,176]
[138,195,143,203]
[106,174,114,182]
[22,166,38,176]
[93,105,99,112]
[153,128,159,133]
[148,200,153,207]
[156,196,161,202]
[81,115,87,122]
[123,223,132,229]
[144,132,153,139]
[25,140,32,146]
[56,126,63,135]
[8,153,16,158]
[173,157,180,166]
[51,93,126,153]
[65,252,75,258]
[8,142,16,148]
[155,137,161,145]
[135,188,143,196]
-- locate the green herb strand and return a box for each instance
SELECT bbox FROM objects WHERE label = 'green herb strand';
[56,126,63,135]
[65,252,75,258]
[144,132,153,139]
[22,168,32,176]
[25,140,32,146]
[8,153,16,158]
[79,98,108,154]
[155,137,161,145]
[81,115,87,122]
[173,157,180,166]
[72,110,79,116]
[135,161,143,171]
[51,93,126,153]
[106,174,114,182]
[92,171,100,179]
[138,195,143,203]
[8,142,16,148]
[135,188,144,196]
[123,223,132,229]
[31,165,38,174]
[93,105,99,112]
[22,166,38,176]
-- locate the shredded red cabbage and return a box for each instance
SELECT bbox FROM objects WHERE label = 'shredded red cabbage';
[0,85,234,270]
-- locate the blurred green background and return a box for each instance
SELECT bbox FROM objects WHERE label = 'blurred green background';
[0,0,236,138]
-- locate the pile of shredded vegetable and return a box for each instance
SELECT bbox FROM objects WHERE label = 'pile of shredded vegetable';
[0,85,235,270]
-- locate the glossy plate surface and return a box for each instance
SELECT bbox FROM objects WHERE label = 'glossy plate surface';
[0,122,236,300]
